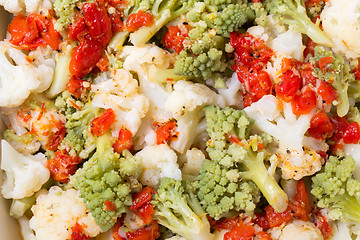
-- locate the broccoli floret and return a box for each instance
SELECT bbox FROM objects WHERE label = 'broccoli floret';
[310,46,355,117]
[311,155,360,223]
[174,26,229,80]
[264,0,333,47]
[56,91,98,158]
[73,133,142,232]
[196,159,260,220]
[127,0,196,46]
[54,0,84,31]
[153,177,214,240]
[196,105,288,219]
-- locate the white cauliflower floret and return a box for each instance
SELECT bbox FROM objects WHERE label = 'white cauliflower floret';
[330,220,360,240]
[165,80,226,118]
[30,186,102,240]
[269,220,323,240]
[165,80,226,154]
[321,0,360,59]
[91,69,149,137]
[135,144,181,187]
[181,148,206,177]
[0,42,55,107]
[270,30,305,61]
[18,216,36,240]
[244,95,323,180]
[0,0,52,14]
[217,72,243,107]
[120,44,174,74]
[1,140,49,199]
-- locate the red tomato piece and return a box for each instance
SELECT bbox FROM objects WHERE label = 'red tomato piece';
[276,70,301,102]
[47,151,82,183]
[113,216,126,240]
[253,212,269,230]
[68,14,87,41]
[343,122,360,144]
[299,62,318,87]
[70,222,90,240]
[352,59,360,80]
[96,54,109,72]
[70,35,104,78]
[126,10,153,32]
[136,203,155,225]
[308,112,334,140]
[318,56,333,74]
[82,2,112,45]
[313,210,332,239]
[265,205,293,228]
[113,128,133,154]
[281,58,299,73]
[66,77,86,99]
[291,87,317,115]
[126,221,160,240]
[130,186,157,211]
[104,200,116,211]
[303,38,316,58]
[90,108,116,136]
[45,123,66,151]
[255,231,272,240]
[154,120,178,145]
[248,70,272,100]
[9,13,61,50]
[317,81,337,105]
[223,221,256,240]
[163,26,188,53]
[214,217,242,231]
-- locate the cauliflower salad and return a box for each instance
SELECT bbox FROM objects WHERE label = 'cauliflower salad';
[1,0,360,239]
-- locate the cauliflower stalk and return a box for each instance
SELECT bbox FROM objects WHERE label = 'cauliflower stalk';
[1,140,50,199]
[29,186,102,240]
[244,95,323,180]
[0,42,55,107]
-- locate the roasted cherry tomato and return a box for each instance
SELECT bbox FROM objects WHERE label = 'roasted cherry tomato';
[90,108,116,136]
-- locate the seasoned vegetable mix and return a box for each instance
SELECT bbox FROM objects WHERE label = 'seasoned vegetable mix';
[2,0,360,239]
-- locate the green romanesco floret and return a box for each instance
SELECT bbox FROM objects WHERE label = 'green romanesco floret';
[187,1,255,38]
[311,155,360,223]
[54,0,84,31]
[73,133,142,232]
[174,25,229,80]
[310,46,355,117]
[55,91,98,159]
[127,0,197,46]
[264,0,333,47]
[153,177,214,240]
[196,105,288,219]
[196,159,260,220]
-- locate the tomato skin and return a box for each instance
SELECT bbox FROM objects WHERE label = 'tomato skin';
[253,212,269,230]
[303,38,316,58]
[66,77,86,99]
[317,81,337,105]
[313,210,332,239]
[126,10,153,32]
[308,112,334,140]
[130,186,156,210]
[163,26,188,53]
[291,87,317,115]
[126,221,160,240]
[9,13,61,50]
[68,15,87,41]
[45,123,66,151]
[104,200,116,211]
[70,36,104,78]
[83,2,112,45]
[265,205,293,228]
[256,231,272,240]
[154,120,178,145]
[47,151,82,183]
[343,122,360,144]
[112,216,127,240]
[276,70,301,102]
[90,108,115,136]
[113,128,133,154]
[70,222,90,240]
[223,221,255,240]
[299,62,318,86]
[318,56,334,74]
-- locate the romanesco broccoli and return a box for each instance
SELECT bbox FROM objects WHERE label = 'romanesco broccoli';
[127,0,196,46]
[310,46,355,117]
[311,155,360,223]
[264,0,333,47]
[153,177,214,240]
[196,105,288,219]
[73,133,142,232]
[53,0,84,31]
